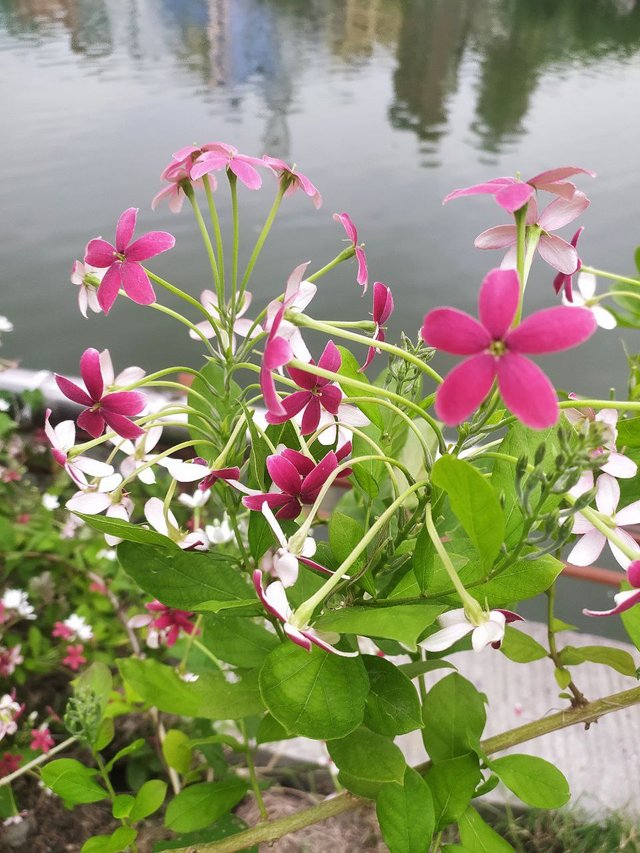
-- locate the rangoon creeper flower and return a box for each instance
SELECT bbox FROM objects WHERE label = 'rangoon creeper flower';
[59,614,94,642]
[84,207,175,313]
[55,348,147,439]
[129,601,198,647]
[144,497,207,550]
[568,473,640,569]
[333,212,368,291]
[553,227,583,302]
[100,348,146,389]
[263,262,317,362]
[361,282,394,371]
[421,268,597,429]
[66,474,131,547]
[1,590,36,621]
[189,290,257,352]
[205,514,235,545]
[564,401,636,492]
[253,571,357,656]
[0,694,21,741]
[0,316,13,343]
[41,493,60,511]
[259,501,331,587]
[263,156,322,208]
[44,409,114,487]
[421,607,524,653]
[178,488,211,509]
[562,271,616,330]
[475,193,590,275]
[0,646,23,678]
[117,426,163,485]
[152,146,210,213]
[190,143,265,190]
[584,560,640,618]
[30,727,54,753]
[70,261,103,317]
[63,645,86,671]
[443,166,595,213]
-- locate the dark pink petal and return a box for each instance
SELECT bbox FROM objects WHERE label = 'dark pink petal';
[422,308,491,355]
[435,355,496,425]
[478,268,520,339]
[442,178,514,204]
[287,363,319,391]
[126,231,175,261]
[336,441,352,463]
[474,225,517,250]
[281,449,315,477]
[320,383,342,415]
[55,375,93,407]
[190,152,229,180]
[355,247,368,289]
[199,467,241,491]
[101,391,146,416]
[77,408,105,438]
[537,192,589,232]
[628,561,640,588]
[230,158,263,190]
[253,570,283,619]
[79,348,104,401]
[495,609,525,624]
[373,282,394,324]
[537,234,578,274]
[497,353,558,429]
[285,626,314,652]
[506,305,596,354]
[115,208,138,253]
[120,262,156,306]
[243,493,296,514]
[264,336,293,371]
[494,182,534,213]
[583,588,640,618]
[261,366,285,417]
[274,499,304,520]
[333,212,357,243]
[361,344,377,372]
[301,452,338,501]
[265,391,313,425]
[267,454,302,496]
[298,555,333,575]
[102,411,145,439]
[528,166,596,187]
[97,264,122,314]
[300,397,322,435]
[318,340,342,374]
[85,238,116,268]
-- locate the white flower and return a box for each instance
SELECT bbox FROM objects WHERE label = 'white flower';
[63,614,93,642]
[260,502,319,587]
[1,589,36,621]
[178,488,211,509]
[66,475,130,547]
[70,260,103,318]
[116,426,163,485]
[0,316,13,347]
[205,513,235,545]
[189,290,258,354]
[420,607,522,654]
[44,409,115,488]
[0,399,9,412]
[563,272,616,329]
[99,349,145,389]
[41,493,60,511]
[144,497,208,550]
[0,694,21,740]
[96,548,117,561]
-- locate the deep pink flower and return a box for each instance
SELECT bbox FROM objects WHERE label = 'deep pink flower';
[361,282,394,370]
[0,753,21,778]
[443,166,595,213]
[475,193,589,275]
[333,213,368,291]
[421,268,597,429]
[553,227,583,302]
[263,156,322,208]
[55,348,146,439]
[261,305,294,418]
[198,466,242,493]
[190,143,264,190]
[51,622,74,640]
[584,561,640,618]
[152,146,212,214]
[63,644,86,671]
[84,208,175,314]
[144,601,197,647]
[30,727,54,753]
[243,447,349,520]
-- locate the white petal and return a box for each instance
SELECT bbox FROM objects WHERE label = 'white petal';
[159,458,208,482]
[261,502,288,549]
[567,530,606,566]
[601,452,637,479]
[569,470,593,499]
[99,349,114,387]
[437,608,467,628]
[137,464,156,485]
[578,271,597,299]
[595,473,619,516]
[572,512,595,535]
[264,581,292,621]
[592,306,617,330]
[73,456,114,478]
[615,499,640,527]
[609,528,639,570]
[337,403,370,428]
[273,550,300,587]
[115,366,145,386]
[144,497,169,535]
[471,620,504,652]
[420,622,474,652]
[55,420,76,451]
[66,491,112,514]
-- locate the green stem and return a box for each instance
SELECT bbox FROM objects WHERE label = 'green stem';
[514,206,527,324]
[187,186,221,297]
[240,721,268,821]
[306,247,355,283]
[204,175,225,291]
[546,583,587,707]
[229,173,239,304]
[145,270,219,324]
[0,737,77,787]
[581,266,640,288]
[559,399,640,413]
[240,186,285,296]
[149,302,218,356]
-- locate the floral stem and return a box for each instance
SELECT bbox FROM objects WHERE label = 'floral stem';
[145,270,219,326]
[149,302,218,356]
[306,247,355,282]
[186,186,221,298]
[546,583,587,707]
[204,175,225,291]
[240,186,285,296]
[229,173,239,304]
[559,398,640,413]
[240,721,268,821]
[0,737,78,787]
[581,266,640,287]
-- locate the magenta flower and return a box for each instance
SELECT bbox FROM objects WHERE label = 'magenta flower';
[263,262,316,362]
[44,409,115,486]
[30,727,55,753]
[141,601,197,647]
[198,466,242,493]
[55,349,146,440]
[261,304,294,418]
[190,143,264,190]
[584,561,640,618]
[63,644,86,671]
[553,227,583,301]
[333,212,368,291]
[421,268,597,429]
[152,146,212,213]
[84,208,175,314]
[263,156,322,208]
[243,447,347,520]
[475,193,589,275]
[443,166,595,213]
[361,282,394,370]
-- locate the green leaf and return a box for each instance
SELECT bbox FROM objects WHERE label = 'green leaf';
[622,584,640,650]
[164,779,248,833]
[94,718,115,752]
[153,814,256,851]
[376,767,435,853]
[617,416,640,448]
[330,511,365,568]
[431,456,505,567]
[337,345,384,429]
[422,674,486,762]
[0,516,15,551]
[202,614,278,668]
[490,754,570,808]
[104,739,145,773]
[398,660,456,679]
[328,727,406,784]
[73,662,112,718]
[499,627,548,663]
[81,826,138,853]
[259,644,369,739]
[412,527,436,592]
[314,603,445,651]
[188,361,241,457]
[75,513,178,549]
[112,794,134,819]
[118,658,263,720]
[458,806,515,852]
[363,656,423,736]
[130,779,168,821]
[162,729,194,774]
[468,554,563,608]
[41,759,108,804]
[425,753,481,829]
[555,667,572,689]
[558,645,637,677]
[117,542,254,613]
[256,714,292,745]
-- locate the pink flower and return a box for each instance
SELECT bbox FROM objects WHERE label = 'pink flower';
[333,213,368,291]
[361,282,394,371]
[62,644,86,671]
[568,474,640,569]
[584,560,640,618]
[70,261,103,318]
[420,607,523,653]
[44,409,115,486]
[475,193,590,275]
[30,727,54,753]
[263,262,316,362]
[0,646,23,678]
[0,753,21,778]
[84,207,175,314]
[190,143,264,190]
[553,227,583,301]
[189,290,257,353]
[133,601,198,647]
[261,303,294,418]
[421,268,597,429]
[253,571,357,656]
[443,166,595,213]
[198,466,242,493]
[564,403,636,491]
[263,156,322,208]
[52,622,74,640]
[152,146,212,213]
[55,348,147,439]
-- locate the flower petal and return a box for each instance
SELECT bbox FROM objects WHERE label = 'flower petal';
[267,454,303,496]
[96,264,122,314]
[615,499,640,527]
[528,166,595,187]
[115,208,138,252]
[567,529,606,566]
[474,225,517,250]
[318,340,342,374]
[596,473,619,516]
[601,452,637,479]
[421,308,490,355]
[497,353,558,429]
[101,391,146,416]
[584,588,640,618]
[120,262,156,306]
[506,305,596,354]
[609,528,639,570]
[435,355,496,425]
[537,192,590,232]
[494,182,534,213]
[300,396,322,435]
[442,178,514,204]
[126,231,175,262]
[85,238,116,268]
[79,348,103,401]
[537,234,578,275]
[77,408,106,438]
[478,268,520,339]
[55,375,93,407]
[301,452,338,501]
[230,158,263,190]
[420,622,474,652]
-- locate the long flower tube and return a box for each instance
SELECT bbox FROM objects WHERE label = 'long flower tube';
[239,184,287,297]
[184,183,221,298]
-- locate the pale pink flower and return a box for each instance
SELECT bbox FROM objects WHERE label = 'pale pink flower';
[263,156,322,208]
[152,146,211,213]
[144,497,207,550]
[333,213,368,291]
[421,268,597,429]
[118,426,163,485]
[0,646,23,678]
[70,261,103,318]
[562,272,616,330]
[190,143,264,190]
[553,227,583,301]
[0,694,21,740]
[44,409,114,487]
[420,607,523,653]
[129,600,198,647]
[564,402,636,492]
[189,291,257,353]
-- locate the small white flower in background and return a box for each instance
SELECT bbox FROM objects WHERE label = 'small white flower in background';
[144,497,208,550]
[0,694,21,740]
[96,548,117,561]
[179,672,200,683]
[205,513,235,545]
[260,502,320,588]
[0,316,13,347]
[563,272,616,329]
[178,488,211,509]
[1,589,36,621]
[420,607,523,654]
[60,514,84,540]
[63,614,94,642]
[0,399,9,412]
[70,260,103,318]
[41,493,60,511]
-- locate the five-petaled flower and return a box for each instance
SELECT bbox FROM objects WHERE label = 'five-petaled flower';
[129,601,198,647]
[333,212,368,291]
[62,644,86,671]
[144,497,207,550]
[84,207,175,313]
[70,260,103,318]
[420,607,524,653]
[263,156,322,208]
[152,145,211,213]
[190,143,264,190]
[55,348,147,439]
[189,290,257,353]
[361,282,394,371]
[30,727,55,753]
[259,501,331,587]
[421,268,597,429]
[44,409,115,487]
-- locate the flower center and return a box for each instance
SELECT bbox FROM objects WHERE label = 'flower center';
[489,339,507,357]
